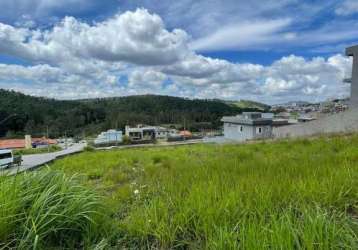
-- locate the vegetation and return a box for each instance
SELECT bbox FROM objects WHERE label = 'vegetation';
[47,134,357,249]
[1,134,357,249]
[0,170,110,249]
[14,145,62,155]
[226,99,271,111]
[0,89,256,138]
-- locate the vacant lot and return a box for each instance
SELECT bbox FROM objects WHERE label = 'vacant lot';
[1,135,357,249]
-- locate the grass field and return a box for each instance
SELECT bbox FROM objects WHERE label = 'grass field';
[1,135,357,249]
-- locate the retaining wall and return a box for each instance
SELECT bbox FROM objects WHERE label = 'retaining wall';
[273,108,358,138]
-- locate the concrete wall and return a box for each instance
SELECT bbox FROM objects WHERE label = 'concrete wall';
[224,123,272,141]
[224,123,253,141]
[351,54,358,107]
[253,125,272,140]
[273,108,358,138]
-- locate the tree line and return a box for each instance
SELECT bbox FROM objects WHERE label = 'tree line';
[0,89,261,138]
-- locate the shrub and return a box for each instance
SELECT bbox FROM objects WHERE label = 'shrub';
[84,145,95,152]
[0,170,110,249]
[122,135,131,145]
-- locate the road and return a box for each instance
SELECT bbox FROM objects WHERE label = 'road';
[2,143,85,175]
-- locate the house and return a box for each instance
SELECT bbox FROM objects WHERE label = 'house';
[94,129,123,145]
[221,112,273,141]
[179,130,192,138]
[0,136,58,150]
[125,125,178,141]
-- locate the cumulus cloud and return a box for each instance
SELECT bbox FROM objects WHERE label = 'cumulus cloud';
[0,9,189,66]
[0,8,353,103]
[128,69,166,88]
[335,0,358,16]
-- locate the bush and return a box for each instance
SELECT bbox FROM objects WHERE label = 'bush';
[0,170,110,249]
[122,135,131,145]
[84,145,95,152]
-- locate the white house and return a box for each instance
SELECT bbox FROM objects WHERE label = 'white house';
[221,112,273,141]
[125,125,178,141]
[94,129,123,145]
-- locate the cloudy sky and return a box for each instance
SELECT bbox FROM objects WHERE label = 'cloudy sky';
[0,0,357,104]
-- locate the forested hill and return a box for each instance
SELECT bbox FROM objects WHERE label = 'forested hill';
[0,89,262,138]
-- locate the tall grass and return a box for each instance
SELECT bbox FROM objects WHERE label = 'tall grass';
[0,170,110,249]
[1,135,357,249]
[51,135,358,249]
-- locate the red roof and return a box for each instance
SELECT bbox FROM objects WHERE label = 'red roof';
[179,130,192,137]
[0,139,25,149]
[0,137,57,149]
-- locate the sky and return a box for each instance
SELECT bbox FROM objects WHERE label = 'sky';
[0,0,357,104]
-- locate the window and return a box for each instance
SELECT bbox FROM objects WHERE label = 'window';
[239,126,243,132]
[256,127,262,134]
[0,153,12,160]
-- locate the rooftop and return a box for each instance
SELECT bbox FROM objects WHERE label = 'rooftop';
[221,112,273,125]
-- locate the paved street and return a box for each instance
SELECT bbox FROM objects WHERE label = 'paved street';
[2,143,85,175]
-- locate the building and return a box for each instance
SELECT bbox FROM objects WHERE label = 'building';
[94,129,123,145]
[125,125,177,141]
[221,112,273,142]
[0,136,57,150]
[346,45,358,108]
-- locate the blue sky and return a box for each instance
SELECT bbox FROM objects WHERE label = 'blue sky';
[0,0,356,103]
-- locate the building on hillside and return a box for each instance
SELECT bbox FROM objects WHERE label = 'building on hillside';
[221,112,273,142]
[125,125,178,141]
[94,129,123,145]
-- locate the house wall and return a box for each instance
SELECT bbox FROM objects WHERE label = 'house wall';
[223,123,253,141]
[253,125,273,140]
[223,123,273,141]
[351,54,358,108]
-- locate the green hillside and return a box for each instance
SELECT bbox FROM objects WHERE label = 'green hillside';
[0,89,259,138]
[227,99,271,111]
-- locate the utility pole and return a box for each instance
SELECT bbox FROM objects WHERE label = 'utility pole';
[46,125,50,153]
[65,131,68,149]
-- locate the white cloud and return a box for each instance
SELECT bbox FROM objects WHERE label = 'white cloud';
[128,69,166,88]
[335,0,358,16]
[0,9,189,66]
[0,8,354,104]
[190,19,292,51]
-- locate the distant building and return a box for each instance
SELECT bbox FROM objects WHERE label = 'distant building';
[0,136,57,150]
[297,116,316,123]
[125,125,177,141]
[94,129,123,145]
[221,112,273,141]
[179,130,192,138]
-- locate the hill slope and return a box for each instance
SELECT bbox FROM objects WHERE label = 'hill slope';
[0,89,258,138]
[226,99,270,111]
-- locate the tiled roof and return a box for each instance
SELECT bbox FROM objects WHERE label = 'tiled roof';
[0,138,58,149]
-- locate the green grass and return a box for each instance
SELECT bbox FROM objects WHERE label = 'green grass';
[1,135,357,249]
[49,135,358,249]
[14,145,62,155]
[0,170,110,249]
